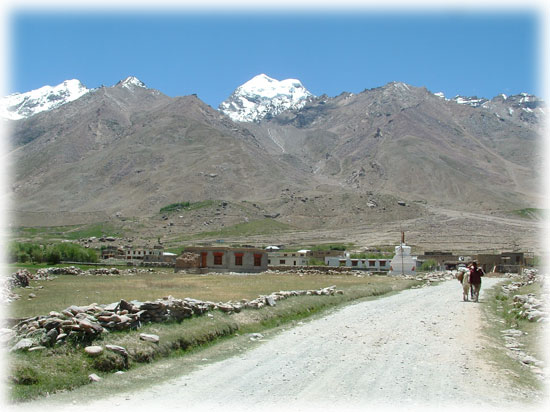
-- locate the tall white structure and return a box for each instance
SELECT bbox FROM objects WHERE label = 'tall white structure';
[389,233,417,275]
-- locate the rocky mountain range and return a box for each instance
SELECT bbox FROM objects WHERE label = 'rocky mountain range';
[3,74,545,250]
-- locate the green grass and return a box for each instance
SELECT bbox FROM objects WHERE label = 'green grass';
[12,223,122,241]
[481,280,545,393]
[8,263,118,272]
[159,200,215,214]
[510,208,546,220]
[7,273,421,402]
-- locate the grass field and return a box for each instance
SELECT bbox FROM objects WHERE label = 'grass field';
[9,270,407,319]
[7,269,421,401]
[12,222,122,242]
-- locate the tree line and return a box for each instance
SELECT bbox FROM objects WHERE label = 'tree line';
[9,242,98,264]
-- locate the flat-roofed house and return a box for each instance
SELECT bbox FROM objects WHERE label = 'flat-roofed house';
[175,246,267,273]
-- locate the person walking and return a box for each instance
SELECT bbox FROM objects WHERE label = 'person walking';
[468,261,484,302]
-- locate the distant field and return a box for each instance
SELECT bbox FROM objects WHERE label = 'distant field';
[9,270,406,319]
[12,222,122,241]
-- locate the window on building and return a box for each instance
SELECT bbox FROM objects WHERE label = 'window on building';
[369,260,376,267]
[380,260,386,266]
[352,260,358,267]
[214,252,224,265]
[280,259,286,265]
[254,254,262,266]
[293,261,297,265]
[235,253,243,266]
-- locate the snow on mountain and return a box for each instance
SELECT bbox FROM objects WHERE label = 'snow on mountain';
[219,74,314,122]
[1,79,89,120]
[116,76,147,90]
[451,95,489,108]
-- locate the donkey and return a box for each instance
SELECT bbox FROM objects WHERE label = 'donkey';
[456,268,471,301]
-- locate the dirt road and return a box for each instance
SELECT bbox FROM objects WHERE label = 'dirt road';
[11,278,544,411]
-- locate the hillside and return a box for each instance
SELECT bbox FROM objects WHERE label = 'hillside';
[5,77,545,252]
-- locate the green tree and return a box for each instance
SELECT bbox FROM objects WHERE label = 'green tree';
[421,259,437,271]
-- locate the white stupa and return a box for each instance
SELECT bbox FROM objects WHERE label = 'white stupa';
[389,233,418,275]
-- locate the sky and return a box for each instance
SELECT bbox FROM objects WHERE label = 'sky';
[5,7,543,108]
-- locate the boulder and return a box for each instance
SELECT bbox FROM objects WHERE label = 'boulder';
[28,346,47,352]
[88,373,101,382]
[10,338,34,352]
[139,333,159,343]
[106,344,129,358]
[84,346,103,356]
[265,296,276,307]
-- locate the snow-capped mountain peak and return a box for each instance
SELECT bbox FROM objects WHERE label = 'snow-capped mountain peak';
[1,79,89,120]
[219,74,314,122]
[117,76,147,90]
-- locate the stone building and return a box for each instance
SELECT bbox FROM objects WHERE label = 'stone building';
[175,246,268,273]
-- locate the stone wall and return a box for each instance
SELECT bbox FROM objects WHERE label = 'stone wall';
[7,286,342,352]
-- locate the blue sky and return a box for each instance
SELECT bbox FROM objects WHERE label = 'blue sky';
[9,10,541,107]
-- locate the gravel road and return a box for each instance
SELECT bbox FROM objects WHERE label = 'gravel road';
[12,278,544,412]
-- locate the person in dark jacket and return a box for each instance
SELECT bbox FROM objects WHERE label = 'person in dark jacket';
[468,261,484,302]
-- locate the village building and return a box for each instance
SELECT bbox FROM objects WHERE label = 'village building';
[267,250,310,266]
[325,254,391,271]
[100,245,125,260]
[175,246,268,273]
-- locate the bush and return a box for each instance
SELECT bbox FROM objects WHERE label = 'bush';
[160,202,191,213]
[9,241,98,264]
[11,366,40,385]
[91,352,127,372]
[421,259,437,271]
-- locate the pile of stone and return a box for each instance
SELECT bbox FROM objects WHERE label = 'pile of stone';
[35,266,125,277]
[404,271,455,286]
[82,268,120,276]
[36,266,84,277]
[511,294,547,322]
[265,268,352,276]
[242,285,340,309]
[500,268,544,295]
[7,285,343,352]
[501,328,547,380]
[7,269,33,288]
[2,270,32,303]
[124,268,155,274]
[174,252,200,272]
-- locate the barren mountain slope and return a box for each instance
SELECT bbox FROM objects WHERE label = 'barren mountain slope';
[8,85,327,216]
[254,83,541,211]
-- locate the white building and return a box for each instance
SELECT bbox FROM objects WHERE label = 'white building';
[268,251,310,266]
[389,244,417,275]
[325,254,391,271]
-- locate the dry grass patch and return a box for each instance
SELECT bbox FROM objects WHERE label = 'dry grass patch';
[10,271,400,319]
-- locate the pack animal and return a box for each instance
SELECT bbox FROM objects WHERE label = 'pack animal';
[456,268,471,301]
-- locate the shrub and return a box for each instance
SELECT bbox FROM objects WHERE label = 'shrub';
[92,352,127,372]
[11,366,40,385]
[421,259,437,271]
